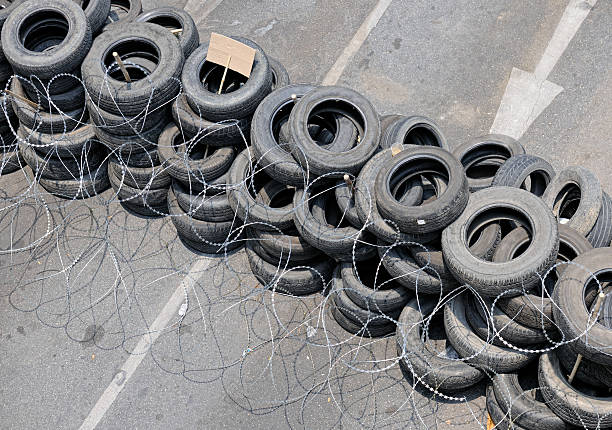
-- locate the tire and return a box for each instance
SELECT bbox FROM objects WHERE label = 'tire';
[168,184,243,251]
[172,180,233,222]
[103,0,142,28]
[556,343,612,389]
[444,292,539,373]
[227,148,296,231]
[341,258,413,313]
[354,146,440,244]
[539,352,612,429]
[330,302,395,337]
[252,84,359,185]
[0,1,25,61]
[80,0,111,34]
[542,166,602,236]
[157,123,235,189]
[378,241,458,295]
[553,247,612,367]
[38,161,110,199]
[171,93,251,145]
[442,187,559,298]
[135,7,199,58]
[248,225,321,263]
[108,156,169,190]
[375,146,469,234]
[293,186,376,261]
[452,134,525,192]
[11,79,88,134]
[492,154,555,197]
[245,239,333,296]
[182,37,272,122]
[288,86,379,178]
[492,366,573,430]
[2,0,92,79]
[18,123,96,158]
[95,118,166,155]
[82,23,183,116]
[0,145,24,175]
[269,57,290,90]
[586,192,612,248]
[87,98,168,136]
[380,115,448,150]
[486,384,524,430]
[397,297,484,393]
[108,162,168,209]
[496,224,592,330]
[20,141,104,180]
[23,77,86,112]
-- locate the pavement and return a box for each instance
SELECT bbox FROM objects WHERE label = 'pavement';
[0,0,610,429]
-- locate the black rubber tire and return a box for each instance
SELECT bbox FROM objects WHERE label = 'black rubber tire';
[557,343,612,389]
[0,1,25,62]
[452,134,525,192]
[245,239,333,296]
[11,79,88,133]
[103,0,142,29]
[330,302,395,337]
[171,93,251,145]
[354,146,440,244]
[87,98,168,136]
[380,115,448,150]
[82,23,183,116]
[227,148,296,231]
[22,75,86,111]
[2,0,92,79]
[0,145,24,175]
[442,187,559,298]
[157,123,235,190]
[172,180,233,222]
[95,118,166,155]
[269,57,290,90]
[135,7,198,58]
[293,186,376,261]
[332,277,400,327]
[375,146,469,234]
[539,352,612,429]
[397,297,484,393]
[379,240,458,295]
[108,156,169,190]
[492,366,573,430]
[182,37,272,122]
[379,114,404,144]
[586,191,612,248]
[492,154,555,197]
[18,123,96,159]
[38,161,110,199]
[168,184,242,251]
[496,224,592,330]
[248,225,321,263]
[444,292,539,373]
[341,259,413,313]
[468,296,554,346]
[287,86,379,178]
[108,162,168,209]
[20,140,104,180]
[487,384,524,430]
[79,0,111,34]
[542,166,602,236]
[553,247,612,367]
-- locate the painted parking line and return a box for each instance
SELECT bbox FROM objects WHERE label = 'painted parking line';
[79,257,213,430]
[490,0,598,139]
[322,0,393,86]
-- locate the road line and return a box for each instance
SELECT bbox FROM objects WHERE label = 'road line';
[79,257,213,430]
[490,0,598,139]
[185,0,225,25]
[321,0,393,86]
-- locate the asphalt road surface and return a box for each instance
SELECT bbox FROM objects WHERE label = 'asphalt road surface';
[1,0,610,429]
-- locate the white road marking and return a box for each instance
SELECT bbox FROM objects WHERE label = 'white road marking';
[321,0,393,86]
[79,257,213,430]
[185,0,225,25]
[490,0,597,139]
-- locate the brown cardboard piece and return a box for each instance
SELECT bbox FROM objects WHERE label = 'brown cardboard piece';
[206,33,256,78]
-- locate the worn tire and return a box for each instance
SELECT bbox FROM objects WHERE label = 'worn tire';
[586,192,612,248]
[381,115,448,150]
[492,154,555,197]
[38,161,110,199]
[269,57,290,90]
[248,225,321,263]
[108,156,169,190]
[135,7,198,58]
[172,180,233,222]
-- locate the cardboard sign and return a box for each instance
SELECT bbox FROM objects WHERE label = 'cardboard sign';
[206,33,256,78]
